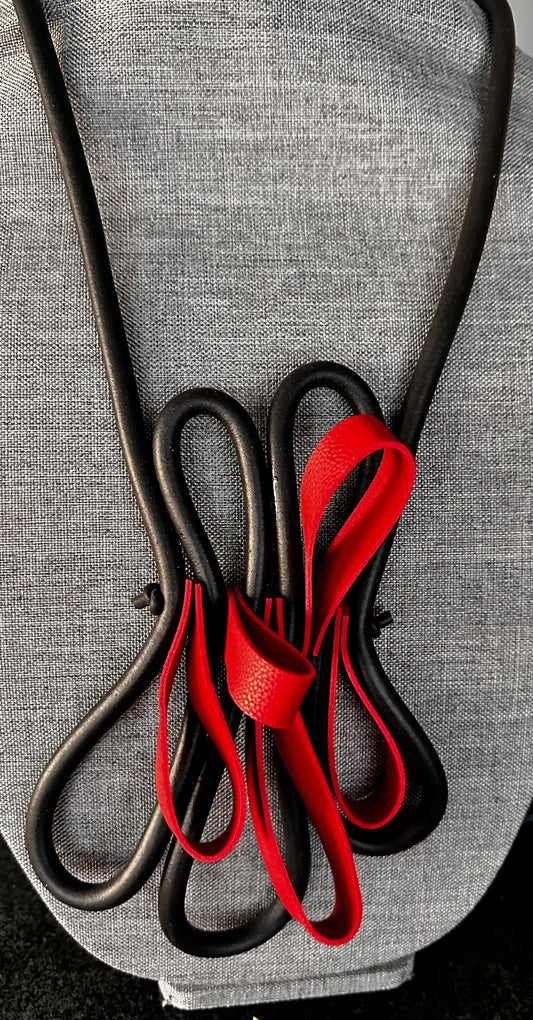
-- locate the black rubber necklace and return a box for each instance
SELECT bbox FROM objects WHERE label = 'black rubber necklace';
[16,0,514,956]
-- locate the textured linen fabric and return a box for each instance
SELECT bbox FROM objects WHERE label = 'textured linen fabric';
[1,0,532,1009]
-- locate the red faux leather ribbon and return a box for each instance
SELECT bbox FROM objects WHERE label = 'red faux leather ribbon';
[230,595,363,944]
[155,412,415,943]
[156,581,247,862]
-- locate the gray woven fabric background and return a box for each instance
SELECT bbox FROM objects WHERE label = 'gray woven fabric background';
[1,0,532,1009]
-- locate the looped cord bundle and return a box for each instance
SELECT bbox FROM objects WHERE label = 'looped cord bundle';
[15,0,514,956]
[155,397,415,943]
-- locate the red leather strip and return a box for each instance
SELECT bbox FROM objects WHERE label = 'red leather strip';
[156,581,246,862]
[298,415,413,831]
[155,411,416,943]
[300,414,416,656]
[243,599,362,944]
[327,606,406,828]
[247,714,363,945]
[155,579,192,842]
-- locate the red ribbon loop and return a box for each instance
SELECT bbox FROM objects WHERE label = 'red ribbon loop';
[244,598,363,945]
[300,414,416,656]
[155,581,247,863]
[327,605,406,828]
[248,713,362,945]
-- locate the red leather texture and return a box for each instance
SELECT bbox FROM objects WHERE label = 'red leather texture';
[225,587,316,727]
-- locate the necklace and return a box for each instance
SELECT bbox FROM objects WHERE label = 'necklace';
[17,0,515,954]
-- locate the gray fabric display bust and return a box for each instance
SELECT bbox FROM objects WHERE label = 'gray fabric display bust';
[1,0,532,1010]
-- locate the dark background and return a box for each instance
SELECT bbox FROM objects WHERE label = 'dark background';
[1,817,532,1020]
